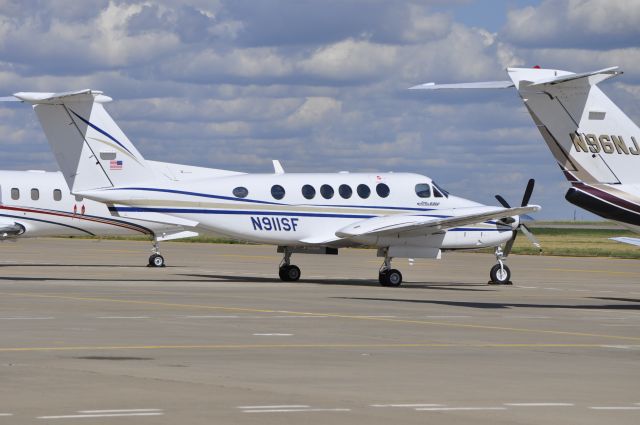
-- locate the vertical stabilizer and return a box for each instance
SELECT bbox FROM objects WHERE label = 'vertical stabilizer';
[13,90,156,192]
[506,67,639,185]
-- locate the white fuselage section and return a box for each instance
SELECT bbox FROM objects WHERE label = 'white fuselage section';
[98,172,515,253]
[0,170,179,239]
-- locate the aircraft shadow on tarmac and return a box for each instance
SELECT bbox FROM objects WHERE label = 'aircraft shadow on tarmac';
[332,297,640,310]
[182,274,494,291]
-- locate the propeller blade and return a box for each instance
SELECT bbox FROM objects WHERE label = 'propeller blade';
[521,224,541,250]
[495,194,511,208]
[503,230,517,257]
[521,178,535,206]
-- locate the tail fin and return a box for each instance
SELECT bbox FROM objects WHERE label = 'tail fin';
[506,66,639,185]
[13,90,156,192]
[412,67,640,185]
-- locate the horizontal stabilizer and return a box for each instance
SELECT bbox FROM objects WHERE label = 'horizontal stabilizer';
[517,66,622,88]
[409,81,514,90]
[11,89,112,104]
[610,237,640,247]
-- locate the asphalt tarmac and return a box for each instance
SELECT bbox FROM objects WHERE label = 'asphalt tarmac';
[0,238,639,424]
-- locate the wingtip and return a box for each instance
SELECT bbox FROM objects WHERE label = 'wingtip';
[408,82,435,90]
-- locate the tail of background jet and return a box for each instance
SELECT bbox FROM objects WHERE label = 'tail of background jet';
[505,67,638,186]
[412,66,640,233]
[12,90,156,193]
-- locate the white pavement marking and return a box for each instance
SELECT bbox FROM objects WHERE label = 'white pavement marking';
[182,315,239,318]
[416,407,507,411]
[37,413,164,419]
[371,404,443,407]
[0,413,13,416]
[424,315,471,319]
[96,316,150,319]
[253,333,293,336]
[505,403,574,407]
[77,409,162,413]
[237,405,309,409]
[0,317,54,320]
[503,316,551,319]
[243,408,351,413]
[589,406,640,410]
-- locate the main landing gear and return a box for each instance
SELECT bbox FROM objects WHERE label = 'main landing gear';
[489,246,511,285]
[278,247,301,281]
[148,237,166,267]
[378,250,403,287]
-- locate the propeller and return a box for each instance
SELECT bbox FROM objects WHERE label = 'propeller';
[495,179,541,256]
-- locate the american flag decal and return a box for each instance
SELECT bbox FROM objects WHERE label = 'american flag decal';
[110,160,123,170]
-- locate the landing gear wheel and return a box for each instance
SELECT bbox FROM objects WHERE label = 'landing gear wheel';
[380,269,402,287]
[148,254,165,268]
[489,264,511,285]
[279,265,301,282]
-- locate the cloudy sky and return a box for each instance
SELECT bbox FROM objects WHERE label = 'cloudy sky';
[1,0,639,219]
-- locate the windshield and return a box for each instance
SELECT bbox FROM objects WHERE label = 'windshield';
[432,181,449,198]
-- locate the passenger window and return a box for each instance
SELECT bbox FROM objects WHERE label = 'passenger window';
[376,183,390,198]
[233,186,248,198]
[415,184,431,198]
[11,188,19,200]
[31,188,39,201]
[271,184,285,200]
[357,184,370,199]
[75,195,84,202]
[301,184,316,200]
[339,184,352,199]
[320,184,334,199]
[53,189,62,201]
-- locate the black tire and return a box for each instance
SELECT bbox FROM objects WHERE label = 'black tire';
[278,266,289,281]
[148,254,165,267]
[378,271,388,285]
[385,269,403,287]
[286,265,301,281]
[490,264,511,284]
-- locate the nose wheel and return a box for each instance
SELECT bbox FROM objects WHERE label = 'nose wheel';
[489,246,512,285]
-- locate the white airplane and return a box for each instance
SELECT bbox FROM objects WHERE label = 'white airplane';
[411,66,640,247]
[1,90,541,285]
[0,168,201,266]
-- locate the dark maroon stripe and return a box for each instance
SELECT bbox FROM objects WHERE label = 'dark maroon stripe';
[572,183,640,214]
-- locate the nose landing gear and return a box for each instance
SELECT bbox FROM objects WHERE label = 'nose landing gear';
[489,246,511,285]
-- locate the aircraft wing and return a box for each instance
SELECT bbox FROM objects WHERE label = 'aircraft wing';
[610,237,640,247]
[335,205,540,238]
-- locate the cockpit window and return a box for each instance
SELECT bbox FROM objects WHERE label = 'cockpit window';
[415,183,431,198]
[432,181,449,198]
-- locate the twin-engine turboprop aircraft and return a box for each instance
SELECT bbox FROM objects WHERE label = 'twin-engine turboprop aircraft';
[411,66,640,247]
[0,169,198,266]
[2,90,540,285]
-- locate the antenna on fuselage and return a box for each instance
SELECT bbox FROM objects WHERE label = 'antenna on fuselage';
[272,160,285,175]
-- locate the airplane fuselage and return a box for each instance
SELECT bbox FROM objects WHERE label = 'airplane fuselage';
[0,170,178,239]
[99,172,515,251]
